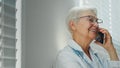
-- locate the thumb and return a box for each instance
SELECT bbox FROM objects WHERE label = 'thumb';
[94,41,103,47]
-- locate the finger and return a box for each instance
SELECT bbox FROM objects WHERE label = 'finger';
[99,28,113,45]
[99,28,111,39]
[99,28,110,35]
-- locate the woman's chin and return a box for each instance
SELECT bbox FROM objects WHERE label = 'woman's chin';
[89,35,96,40]
[88,32,97,39]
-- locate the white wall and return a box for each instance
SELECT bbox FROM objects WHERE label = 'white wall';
[22,0,78,68]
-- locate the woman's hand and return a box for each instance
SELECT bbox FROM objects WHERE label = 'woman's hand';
[95,28,119,61]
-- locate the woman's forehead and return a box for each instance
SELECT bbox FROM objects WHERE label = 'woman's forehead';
[79,10,96,17]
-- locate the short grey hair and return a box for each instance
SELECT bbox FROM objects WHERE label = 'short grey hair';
[66,6,97,33]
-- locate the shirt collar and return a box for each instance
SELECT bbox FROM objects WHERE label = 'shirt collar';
[68,39,97,55]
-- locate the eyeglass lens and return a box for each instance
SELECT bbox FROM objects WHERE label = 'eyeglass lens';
[88,16,103,24]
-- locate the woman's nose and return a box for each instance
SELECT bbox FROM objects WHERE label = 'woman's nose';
[93,22,99,27]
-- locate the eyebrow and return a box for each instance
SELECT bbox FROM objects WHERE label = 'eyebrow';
[79,15,97,19]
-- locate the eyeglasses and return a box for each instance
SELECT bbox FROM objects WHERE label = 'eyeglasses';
[74,15,103,24]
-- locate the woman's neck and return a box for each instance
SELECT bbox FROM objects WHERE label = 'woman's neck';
[73,34,91,49]
[73,34,92,60]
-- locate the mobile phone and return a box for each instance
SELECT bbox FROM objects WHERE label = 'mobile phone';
[95,32,104,44]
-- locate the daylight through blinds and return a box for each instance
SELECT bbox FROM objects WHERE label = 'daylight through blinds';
[0,0,17,68]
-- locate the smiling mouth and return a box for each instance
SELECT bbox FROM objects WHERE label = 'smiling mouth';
[89,29,98,33]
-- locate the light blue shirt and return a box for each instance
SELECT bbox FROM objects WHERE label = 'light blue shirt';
[55,39,120,68]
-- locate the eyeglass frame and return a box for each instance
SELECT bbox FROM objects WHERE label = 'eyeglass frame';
[72,15,103,24]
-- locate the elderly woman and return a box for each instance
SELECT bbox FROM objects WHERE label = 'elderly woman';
[55,6,120,68]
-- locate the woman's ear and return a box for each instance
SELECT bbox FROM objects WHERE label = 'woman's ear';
[69,20,76,31]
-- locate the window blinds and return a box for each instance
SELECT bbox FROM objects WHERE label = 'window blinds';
[111,0,120,55]
[0,0,17,68]
[81,0,120,55]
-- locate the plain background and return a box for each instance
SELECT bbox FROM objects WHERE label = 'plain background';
[22,0,78,68]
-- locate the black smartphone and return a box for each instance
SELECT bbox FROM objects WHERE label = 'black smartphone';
[95,32,104,44]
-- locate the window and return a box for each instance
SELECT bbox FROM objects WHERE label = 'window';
[0,0,21,68]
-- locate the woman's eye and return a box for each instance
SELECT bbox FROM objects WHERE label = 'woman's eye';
[89,19,94,22]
